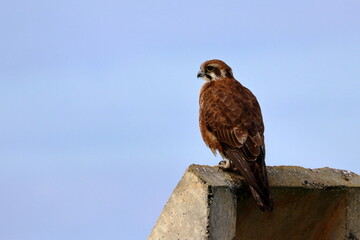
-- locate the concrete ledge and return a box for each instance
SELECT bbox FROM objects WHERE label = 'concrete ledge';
[149,165,360,240]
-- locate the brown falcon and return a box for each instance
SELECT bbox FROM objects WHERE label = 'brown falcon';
[197,59,273,211]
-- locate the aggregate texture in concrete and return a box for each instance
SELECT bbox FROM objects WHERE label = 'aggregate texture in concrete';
[149,165,360,240]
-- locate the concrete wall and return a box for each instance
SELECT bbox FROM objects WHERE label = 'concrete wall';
[149,165,360,240]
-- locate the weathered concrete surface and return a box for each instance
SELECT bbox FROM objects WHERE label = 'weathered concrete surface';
[149,165,360,240]
[148,165,242,240]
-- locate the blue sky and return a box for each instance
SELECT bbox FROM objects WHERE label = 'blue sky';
[0,0,359,239]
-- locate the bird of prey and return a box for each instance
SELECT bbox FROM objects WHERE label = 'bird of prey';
[197,59,273,211]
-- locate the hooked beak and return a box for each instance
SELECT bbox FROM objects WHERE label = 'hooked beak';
[197,71,205,78]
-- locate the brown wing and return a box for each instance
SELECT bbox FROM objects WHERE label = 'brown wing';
[199,78,273,211]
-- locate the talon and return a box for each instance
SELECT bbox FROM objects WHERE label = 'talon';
[218,159,231,170]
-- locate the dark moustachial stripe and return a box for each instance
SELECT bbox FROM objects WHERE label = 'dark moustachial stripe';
[225,69,233,78]
[213,67,221,77]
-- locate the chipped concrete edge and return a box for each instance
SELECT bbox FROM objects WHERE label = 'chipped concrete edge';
[149,165,239,240]
[149,164,360,240]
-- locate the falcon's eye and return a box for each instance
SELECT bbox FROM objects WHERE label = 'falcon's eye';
[206,66,214,71]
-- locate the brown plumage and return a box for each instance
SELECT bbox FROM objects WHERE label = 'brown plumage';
[197,59,273,211]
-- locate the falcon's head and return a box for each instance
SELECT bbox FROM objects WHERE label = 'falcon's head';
[197,59,234,82]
